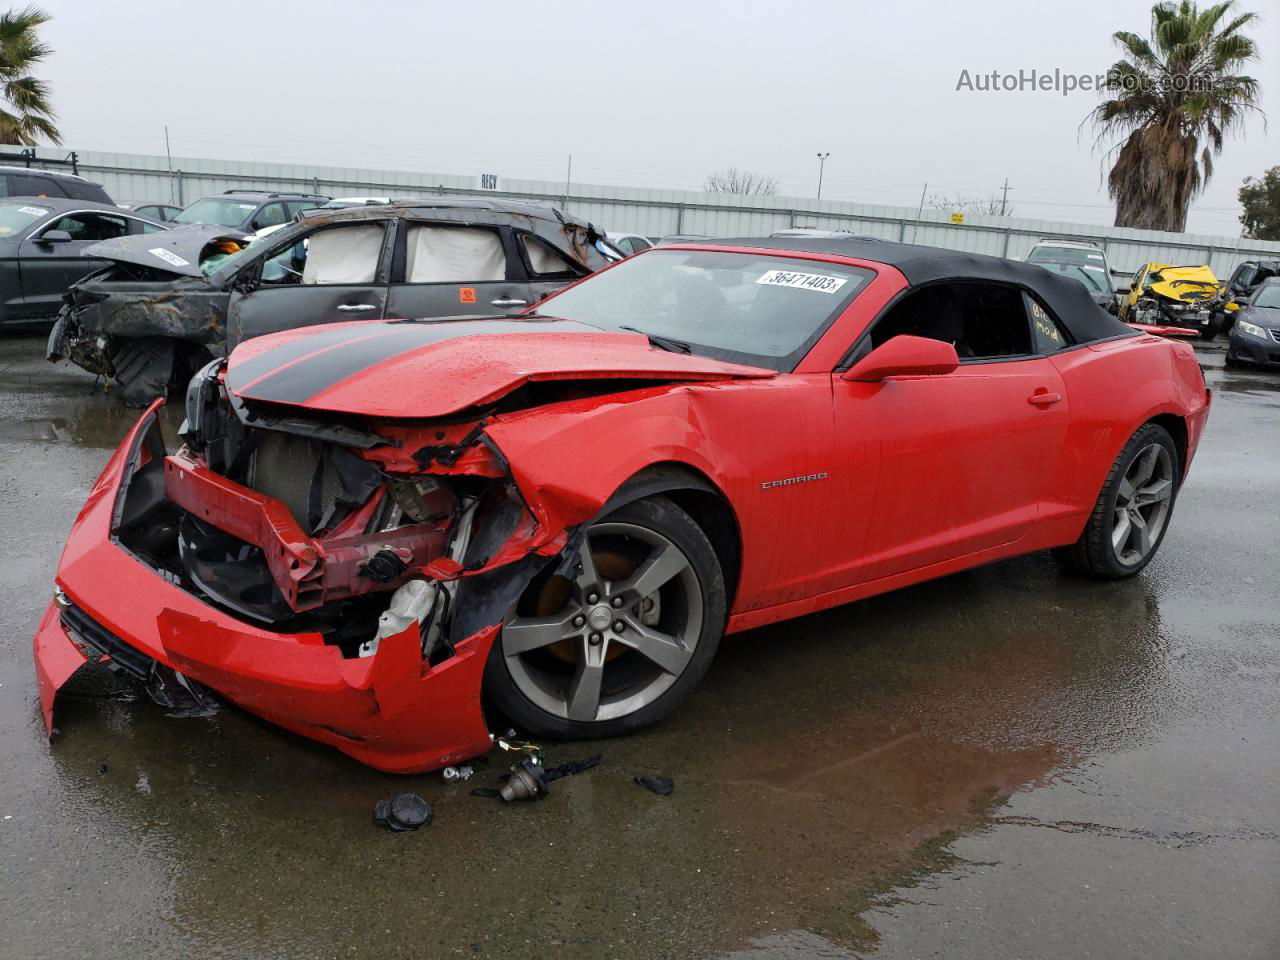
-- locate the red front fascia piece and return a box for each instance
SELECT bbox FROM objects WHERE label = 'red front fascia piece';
[32,403,495,773]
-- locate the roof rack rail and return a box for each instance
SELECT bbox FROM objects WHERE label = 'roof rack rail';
[0,149,82,176]
[1034,236,1104,247]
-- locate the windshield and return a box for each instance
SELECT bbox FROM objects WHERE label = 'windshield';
[1027,245,1105,268]
[534,249,874,372]
[1033,260,1111,294]
[1253,284,1280,309]
[0,200,51,237]
[174,197,258,227]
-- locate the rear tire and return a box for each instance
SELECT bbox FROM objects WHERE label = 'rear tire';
[484,496,726,740]
[1054,422,1180,579]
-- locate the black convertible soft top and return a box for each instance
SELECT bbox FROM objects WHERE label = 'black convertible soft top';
[710,237,1137,345]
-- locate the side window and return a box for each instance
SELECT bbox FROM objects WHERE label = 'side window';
[258,223,385,286]
[140,220,167,234]
[253,202,289,229]
[1024,292,1071,352]
[286,200,319,218]
[869,282,1033,361]
[10,174,67,198]
[45,212,129,242]
[1231,264,1256,292]
[403,224,506,283]
[632,237,652,252]
[520,234,579,278]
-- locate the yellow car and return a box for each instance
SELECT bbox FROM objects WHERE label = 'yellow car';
[1121,263,1225,339]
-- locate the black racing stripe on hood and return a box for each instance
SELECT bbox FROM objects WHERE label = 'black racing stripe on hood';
[229,317,593,405]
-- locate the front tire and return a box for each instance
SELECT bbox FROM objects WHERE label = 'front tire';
[1054,423,1180,579]
[484,496,726,740]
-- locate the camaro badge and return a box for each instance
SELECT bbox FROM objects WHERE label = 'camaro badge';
[761,472,829,490]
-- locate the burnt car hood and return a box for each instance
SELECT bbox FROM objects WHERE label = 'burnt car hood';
[224,317,776,418]
[81,223,249,279]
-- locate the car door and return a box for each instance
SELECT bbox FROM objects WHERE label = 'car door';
[224,219,394,352]
[1123,265,1149,319]
[830,281,1070,586]
[383,220,535,318]
[17,209,130,320]
[249,200,290,234]
[515,230,592,306]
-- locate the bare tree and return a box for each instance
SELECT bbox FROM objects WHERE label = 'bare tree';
[704,167,779,196]
[926,193,1012,216]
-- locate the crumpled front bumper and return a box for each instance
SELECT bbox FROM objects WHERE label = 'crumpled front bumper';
[32,402,496,774]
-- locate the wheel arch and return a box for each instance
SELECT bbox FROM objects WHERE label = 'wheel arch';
[1146,412,1188,481]
[605,461,743,609]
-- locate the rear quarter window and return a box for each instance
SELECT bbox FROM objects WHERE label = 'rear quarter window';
[1024,292,1073,352]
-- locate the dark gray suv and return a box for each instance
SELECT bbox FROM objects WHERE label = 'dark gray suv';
[48,198,622,404]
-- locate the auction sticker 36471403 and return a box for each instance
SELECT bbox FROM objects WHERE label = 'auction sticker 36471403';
[755,269,848,294]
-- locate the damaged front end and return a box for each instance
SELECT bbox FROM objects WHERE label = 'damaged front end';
[33,361,571,773]
[46,226,247,405]
[1131,265,1225,336]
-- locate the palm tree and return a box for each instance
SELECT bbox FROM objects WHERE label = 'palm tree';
[1088,1,1261,232]
[0,5,58,145]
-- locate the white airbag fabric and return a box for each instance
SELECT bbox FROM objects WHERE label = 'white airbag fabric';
[302,225,384,285]
[405,225,506,283]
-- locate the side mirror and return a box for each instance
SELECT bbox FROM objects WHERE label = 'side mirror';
[38,229,73,244]
[842,335,960,382]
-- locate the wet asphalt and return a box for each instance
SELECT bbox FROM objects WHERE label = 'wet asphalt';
[0,333,1276,960]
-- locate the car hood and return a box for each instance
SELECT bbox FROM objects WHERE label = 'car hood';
[82,223,249,278]
[1144,265,1222,302]
[1241,305,1280,325]
[224,317,777,418]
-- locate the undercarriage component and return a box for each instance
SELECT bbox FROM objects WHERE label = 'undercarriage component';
[499,758,549,802]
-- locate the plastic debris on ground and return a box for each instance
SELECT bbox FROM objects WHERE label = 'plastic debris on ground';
[373,793,432,831]
[634,774,674,796]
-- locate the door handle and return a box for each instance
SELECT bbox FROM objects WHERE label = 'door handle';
[336,303,377,312]
[491,298,528,307]
[1027,390,1062,407]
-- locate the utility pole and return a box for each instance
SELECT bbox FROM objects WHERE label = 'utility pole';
[816,152,830,200]
[999,177,1012,216]
[909,181,928,243]
[164,125,175,205]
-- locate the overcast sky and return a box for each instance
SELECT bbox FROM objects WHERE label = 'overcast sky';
[37,0,1280,236]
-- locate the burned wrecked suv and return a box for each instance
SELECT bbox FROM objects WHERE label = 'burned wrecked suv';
[47,197,619,405]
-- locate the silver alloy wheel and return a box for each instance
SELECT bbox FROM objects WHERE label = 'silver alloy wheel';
[1112,442,1174,567]
[501,521,703,723]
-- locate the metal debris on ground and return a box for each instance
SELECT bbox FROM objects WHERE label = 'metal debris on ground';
[373,793,433,832]
[499,758,549,802]
[634,774,674,796]
[442,764,474,783]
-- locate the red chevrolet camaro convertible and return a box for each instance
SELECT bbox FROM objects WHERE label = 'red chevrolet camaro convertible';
[33,238,1211,772]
